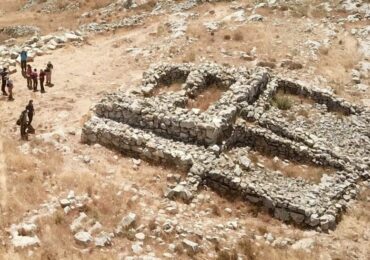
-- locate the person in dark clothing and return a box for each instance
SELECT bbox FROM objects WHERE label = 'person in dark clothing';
[39,69,46,93]
[6,79,14,101]
[45,61,54,86]
[32,69,38,92]
[19,110,29,141]
[26,65,32,89]
[20,50,28,73]
[1,68,8,96]
[26,100,34,126]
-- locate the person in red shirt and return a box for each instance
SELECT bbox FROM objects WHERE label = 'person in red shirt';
[26,65,32,90]
[32,69,38,92]
[39,69,46,93]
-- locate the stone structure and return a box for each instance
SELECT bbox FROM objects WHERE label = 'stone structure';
[82,63,370,231]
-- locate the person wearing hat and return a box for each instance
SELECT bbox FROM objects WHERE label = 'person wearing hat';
[45,61,54,86]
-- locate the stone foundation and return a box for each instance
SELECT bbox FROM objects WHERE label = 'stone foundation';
[82,62,370,231]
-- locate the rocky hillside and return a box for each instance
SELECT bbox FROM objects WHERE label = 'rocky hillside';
[0,1,369,259]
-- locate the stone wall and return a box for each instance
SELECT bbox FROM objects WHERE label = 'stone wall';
[82,62,370,231]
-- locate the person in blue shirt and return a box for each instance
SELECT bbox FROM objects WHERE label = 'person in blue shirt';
[20,50,28,73]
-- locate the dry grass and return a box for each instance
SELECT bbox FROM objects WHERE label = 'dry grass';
[187,23,208,39]
[0,32,11,43]
[0,0,115,37]
[287,0,329,18]
[261,155,334,183]
[237,237,320,260]
[187,86,226,111]
[297,108,310,118]
[137,0,157,12]
[248,153,259,165]
[152,82,183,96]
[182,51,196,63]
[271,95,293,110]
[0,0,24,12]
[316,35,361,99]
[3,138,35,172]
[233,30,244,41]
[0,137,64,228]
[217,248,238,260]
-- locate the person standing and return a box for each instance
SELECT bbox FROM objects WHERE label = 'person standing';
[1,68,8,96]
[32,69,38,92]
[26,100,34,126]
[19,109,29,141]
[6,78,14,101]
[39,69,46,93]
[26,65,32,90]
[45,61,54,86]
[20,50,28,73]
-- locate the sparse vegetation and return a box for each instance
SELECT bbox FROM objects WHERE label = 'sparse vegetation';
[233,30,244,41]
[54,211,65,225]
[271,95,293,110]
[183,51,196,62]
[186,86,226,111]
[211,203,222,217]
[0,0,369,259]
[217,248,238,260]
[297,108,310,118]
[248,153,259,165]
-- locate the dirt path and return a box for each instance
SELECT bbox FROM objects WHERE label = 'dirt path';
[0,139,8,211]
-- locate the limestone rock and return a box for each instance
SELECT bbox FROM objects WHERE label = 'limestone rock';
[74,231,93,245]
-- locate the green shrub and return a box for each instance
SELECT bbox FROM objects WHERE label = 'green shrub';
[271,95,293,110]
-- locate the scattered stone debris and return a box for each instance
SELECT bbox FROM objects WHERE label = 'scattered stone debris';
[115,212,137,235]
[182,239,199,255]
[0,25,40,38]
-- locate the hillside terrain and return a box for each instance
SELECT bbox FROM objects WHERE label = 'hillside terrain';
[0,1,369,259]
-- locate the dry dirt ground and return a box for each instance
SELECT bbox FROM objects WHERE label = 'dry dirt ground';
[0,0,369,259]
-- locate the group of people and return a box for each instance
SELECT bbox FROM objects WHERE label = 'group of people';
[1,50,54,102]
[0,49,56,140]
[21,50,54,93]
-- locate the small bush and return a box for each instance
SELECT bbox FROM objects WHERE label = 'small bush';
[175,243,184,255]
[233,31,244,41]
[211,204,222,217]
[238,238,256,260]
[224,34,231,40]
[148,218,157,231]
[248,153,259,164]
[271,95,293,110]
[217,249,238,260]
[257,225,268,235]
[297,108,309,118]
[54,212,65,225]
